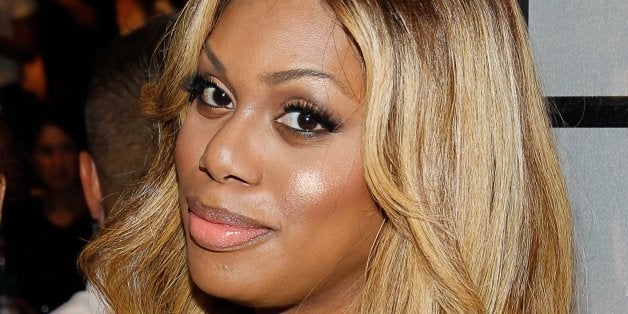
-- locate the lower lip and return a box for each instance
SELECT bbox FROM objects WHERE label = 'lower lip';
[188,211,272,251]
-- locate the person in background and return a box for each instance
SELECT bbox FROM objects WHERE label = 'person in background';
[0,108,15,225]
[0,106,40,314]
[1,111,92,313]
[52,16,168,313]
[0,109,26,314]
[0,110,12,313]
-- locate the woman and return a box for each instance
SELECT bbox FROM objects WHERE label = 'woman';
[26,114,89,232]
[81,0,574,312]
[3,113,93,312]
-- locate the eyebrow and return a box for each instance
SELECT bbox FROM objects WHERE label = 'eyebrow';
[261,69,349,94]
[203,43,226,74]
[203,43,350,95]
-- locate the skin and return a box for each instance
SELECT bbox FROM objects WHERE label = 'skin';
[175,0,384,312]
[33,124,79,192]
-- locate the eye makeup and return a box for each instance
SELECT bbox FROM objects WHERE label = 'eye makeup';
[184,74,343,139]
[185,74,235,119]
[276,99,342,135]
[185,75,233,107]
[185,74,211,102]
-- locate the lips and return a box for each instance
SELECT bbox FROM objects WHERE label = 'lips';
[186,196,273,251]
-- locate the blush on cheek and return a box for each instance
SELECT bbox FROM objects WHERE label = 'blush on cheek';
[281,155,365,219]
[280,168,328,217]
[294,170,326,201]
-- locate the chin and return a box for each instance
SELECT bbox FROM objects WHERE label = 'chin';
[186,239,287,308]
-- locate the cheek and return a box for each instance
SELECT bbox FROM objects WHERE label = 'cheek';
[174,133,191,183]
[281,167,327,216]
[34,156,46,169]
[175,114,207,191]
[278,148,370,221]
[66,153,78,172]
[35,157,54,175]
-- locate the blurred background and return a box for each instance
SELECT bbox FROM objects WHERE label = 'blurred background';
[0,1,186,312]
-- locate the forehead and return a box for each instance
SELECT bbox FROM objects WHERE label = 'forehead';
[206,0,363,95]
[212,0,336,43]
[35,125,74,148]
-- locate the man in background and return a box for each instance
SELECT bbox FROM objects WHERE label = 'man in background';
[52,16,170,313]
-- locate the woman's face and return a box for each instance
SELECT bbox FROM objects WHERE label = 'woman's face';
[175,0,383,310]
[33,124,79,191]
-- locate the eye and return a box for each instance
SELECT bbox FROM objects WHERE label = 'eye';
[275,100,341,135]
[276,112,325,132]
[186,75,234,109]
[201,83,233,109]
[36,146,54,156]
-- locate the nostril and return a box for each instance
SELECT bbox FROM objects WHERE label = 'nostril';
[199,161,247,184]
[198,160,249,184]
[224,175,248,184]
[198,162,216,181]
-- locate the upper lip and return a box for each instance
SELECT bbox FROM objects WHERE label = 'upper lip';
[187,195,272,229]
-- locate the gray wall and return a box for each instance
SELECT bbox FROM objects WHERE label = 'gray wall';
[554,129,627,312]
[529,0,627,312]
[530,0,628,97]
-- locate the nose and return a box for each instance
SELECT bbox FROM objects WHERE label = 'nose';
[199,115,263,186]
[50,149,67,168]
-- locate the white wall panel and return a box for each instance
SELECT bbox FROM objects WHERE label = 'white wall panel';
[530,0,628,96]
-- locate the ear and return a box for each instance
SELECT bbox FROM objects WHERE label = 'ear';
[0,174,6,222]
[79,151,105,224]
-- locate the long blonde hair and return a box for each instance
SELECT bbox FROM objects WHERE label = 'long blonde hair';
[80,0,573,312]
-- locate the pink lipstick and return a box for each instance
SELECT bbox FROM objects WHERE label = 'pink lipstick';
[187,196,273,251]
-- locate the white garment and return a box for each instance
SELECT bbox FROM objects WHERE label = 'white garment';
[0,0,36,86]
[51,284,108,314]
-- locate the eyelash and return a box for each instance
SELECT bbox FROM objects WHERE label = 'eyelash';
[185,75,221,103]
[184,74,342,135]
[280,100,341,134]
